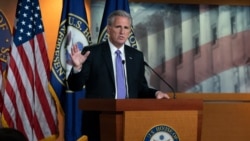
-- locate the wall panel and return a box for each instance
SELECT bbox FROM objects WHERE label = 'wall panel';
[175,93,250,141]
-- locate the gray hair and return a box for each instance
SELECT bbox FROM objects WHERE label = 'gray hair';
[107,10,132,26]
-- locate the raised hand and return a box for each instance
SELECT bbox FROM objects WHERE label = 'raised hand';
[70,44,90,71]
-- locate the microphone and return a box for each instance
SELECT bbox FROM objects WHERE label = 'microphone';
[122,60,129,98]
[144,61,176,99]
[122,60,125,65]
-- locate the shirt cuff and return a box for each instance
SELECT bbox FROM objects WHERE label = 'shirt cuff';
[73,67,81,73]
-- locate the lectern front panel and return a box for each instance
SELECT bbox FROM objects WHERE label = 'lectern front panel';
[124,111,199,141]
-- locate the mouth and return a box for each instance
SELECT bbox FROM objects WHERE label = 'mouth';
[118,36,125,40]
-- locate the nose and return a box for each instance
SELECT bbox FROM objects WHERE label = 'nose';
[120,28,125,34]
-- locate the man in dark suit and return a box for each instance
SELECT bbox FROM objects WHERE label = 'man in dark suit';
[67,10,170,141]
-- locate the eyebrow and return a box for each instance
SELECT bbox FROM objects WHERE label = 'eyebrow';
[114,25,130,29]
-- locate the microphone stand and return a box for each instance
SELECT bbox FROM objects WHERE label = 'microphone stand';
[144,62,176,99]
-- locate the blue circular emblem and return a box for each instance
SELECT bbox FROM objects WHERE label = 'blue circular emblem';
[0,11,11,71]
[144,125,179,141]
[52,13,91,85]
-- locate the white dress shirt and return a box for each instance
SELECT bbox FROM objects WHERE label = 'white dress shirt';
[108,40,128,99]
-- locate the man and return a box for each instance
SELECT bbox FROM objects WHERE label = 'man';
[67,10,170,141]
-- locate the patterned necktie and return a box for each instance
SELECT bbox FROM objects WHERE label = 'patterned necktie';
[115,50,126,99]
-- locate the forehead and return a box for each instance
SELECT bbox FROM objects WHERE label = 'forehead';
[112,16,131,26]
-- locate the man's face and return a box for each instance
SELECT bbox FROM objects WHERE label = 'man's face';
[107,16,131,48]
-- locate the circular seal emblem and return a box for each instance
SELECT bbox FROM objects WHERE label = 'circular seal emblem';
[0,10,11,71]
[144,125,180,141]
[52,13,91,85]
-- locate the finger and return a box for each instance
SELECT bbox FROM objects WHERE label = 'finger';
[71,47,74,55]
[84,51,90,58]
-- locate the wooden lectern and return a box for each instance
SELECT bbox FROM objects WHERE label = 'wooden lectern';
[78,99,203,141]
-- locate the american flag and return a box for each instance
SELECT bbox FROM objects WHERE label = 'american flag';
[1,0,57,140]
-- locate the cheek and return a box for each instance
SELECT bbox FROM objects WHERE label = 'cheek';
[125,31,130,36]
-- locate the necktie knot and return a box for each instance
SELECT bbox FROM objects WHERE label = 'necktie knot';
[115,50,121,55]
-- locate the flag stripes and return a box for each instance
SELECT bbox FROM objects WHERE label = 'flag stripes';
[1,0,57,140]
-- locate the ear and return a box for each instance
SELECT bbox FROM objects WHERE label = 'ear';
[106,25,110,34]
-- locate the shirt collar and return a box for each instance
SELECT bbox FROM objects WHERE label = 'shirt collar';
[108,40,125,55]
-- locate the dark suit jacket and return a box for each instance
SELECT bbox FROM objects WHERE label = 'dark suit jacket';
[67,41,157,99]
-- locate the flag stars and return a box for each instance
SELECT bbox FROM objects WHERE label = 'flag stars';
[18,36,22,41]
[38,24,42,29]
[23,13,27,18]
[20,28,24,33]
[14,0,45,45]
[28,24,32,29]
[25,5,29,10]
[30,17,33,21]
[21,20,26,25]
[26,32,31,37]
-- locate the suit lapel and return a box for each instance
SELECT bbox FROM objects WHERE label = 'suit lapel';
[102,42,115,84]
[124,46,134,84]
